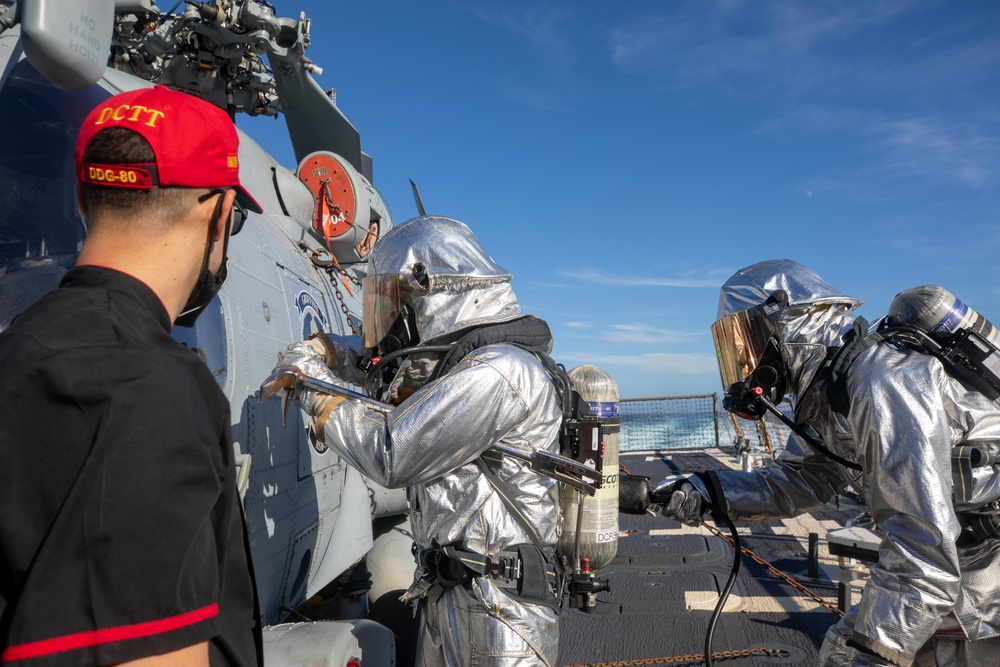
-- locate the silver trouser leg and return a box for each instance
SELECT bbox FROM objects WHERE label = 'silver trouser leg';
[416,594,446,667]
[819,606,1000,667]
[417,582,559,667]
[819,607,900,667]
[929,634,1000,666]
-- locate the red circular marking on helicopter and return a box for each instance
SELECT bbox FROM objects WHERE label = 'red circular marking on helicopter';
[297,153,356,240]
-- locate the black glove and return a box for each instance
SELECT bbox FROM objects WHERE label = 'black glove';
[652,475,710,526]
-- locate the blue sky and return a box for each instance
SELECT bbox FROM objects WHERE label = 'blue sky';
[240,1,1000,399]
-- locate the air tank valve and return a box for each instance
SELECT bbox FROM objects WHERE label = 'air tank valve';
[568,557,610,613]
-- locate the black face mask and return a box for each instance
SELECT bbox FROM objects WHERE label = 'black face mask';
[174,192,231,328]
[357,304,421,401]
[721,341,788,421]
[374,304,419,357]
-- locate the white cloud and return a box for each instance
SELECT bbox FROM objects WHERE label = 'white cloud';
[558,267,730,288]
[602,323,706,345]
[608,2,1000,190]
[465,4,583,110]
[608,2,914,97]
[467,5,575,63]
[498,79,570,113]
[564,321,590,328]
[870,117,998,187]
[558,350,717,375]
[788,112,1000,191]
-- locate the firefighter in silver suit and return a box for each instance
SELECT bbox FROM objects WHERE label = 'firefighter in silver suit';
[271,216,562,667]
[656,259,1000,666]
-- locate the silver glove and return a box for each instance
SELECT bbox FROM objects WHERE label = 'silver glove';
[306,332,367,386]
[273,341,343,416]
[653,474,710,526]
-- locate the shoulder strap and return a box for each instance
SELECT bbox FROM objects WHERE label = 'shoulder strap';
[826,316,880,416]
[429,315,554,381]
[428,315,578,420]
[475,454,546,553]
[525,348,577,421]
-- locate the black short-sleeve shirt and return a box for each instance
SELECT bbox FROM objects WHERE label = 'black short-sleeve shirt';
[0,267,261,666]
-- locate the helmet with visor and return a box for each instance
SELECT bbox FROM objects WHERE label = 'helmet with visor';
[711,260,862,420]
[361,262,428,353]
[711,290,789,419]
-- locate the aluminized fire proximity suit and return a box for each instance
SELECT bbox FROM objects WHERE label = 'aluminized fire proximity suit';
[661,260,1000,667]
[273,216,562,667]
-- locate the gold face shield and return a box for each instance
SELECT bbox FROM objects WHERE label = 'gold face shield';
[710,306,780,389]
[362,274,407,350]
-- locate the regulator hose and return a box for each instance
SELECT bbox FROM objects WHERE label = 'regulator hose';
[700,499,741,667]
[617,477,742,665]
[362,344,454,398]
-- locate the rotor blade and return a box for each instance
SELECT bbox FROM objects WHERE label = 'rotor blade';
[270,58,363,171]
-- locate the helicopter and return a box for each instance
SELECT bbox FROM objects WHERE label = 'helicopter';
[0,0,419,664]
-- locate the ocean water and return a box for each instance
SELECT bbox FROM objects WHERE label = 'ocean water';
[617,395,792,453]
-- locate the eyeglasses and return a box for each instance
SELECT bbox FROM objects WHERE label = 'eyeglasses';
[199,189,248,236]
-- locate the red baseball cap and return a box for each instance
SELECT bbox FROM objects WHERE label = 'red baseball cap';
[76,86,263,213]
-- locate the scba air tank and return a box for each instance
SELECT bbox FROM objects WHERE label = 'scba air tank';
[889,285,1000,347]
[558,365,619,570]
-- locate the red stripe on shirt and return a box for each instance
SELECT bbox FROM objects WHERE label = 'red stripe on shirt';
[1,603,219,663]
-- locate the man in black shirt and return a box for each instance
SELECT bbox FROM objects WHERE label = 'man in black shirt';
[0,86,264,666]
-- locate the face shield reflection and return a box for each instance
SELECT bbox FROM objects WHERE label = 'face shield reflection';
[711,307,777,388]
[362,274,405,349]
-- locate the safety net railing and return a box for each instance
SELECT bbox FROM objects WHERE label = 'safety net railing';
[619,394,720,452]
[619,393,792,453]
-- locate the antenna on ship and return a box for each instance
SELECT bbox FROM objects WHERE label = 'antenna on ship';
[409,179,427,216]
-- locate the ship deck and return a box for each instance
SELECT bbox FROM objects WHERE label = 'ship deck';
[557,446,872,667]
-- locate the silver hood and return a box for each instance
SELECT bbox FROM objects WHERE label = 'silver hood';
[717,259,862,319]
[368,216,522,342]
[717,259,862,419]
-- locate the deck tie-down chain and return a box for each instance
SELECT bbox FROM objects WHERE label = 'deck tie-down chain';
[562,646,789,667]
[586,467,840,666]
[615,462,845,619]
[701,521,845,617]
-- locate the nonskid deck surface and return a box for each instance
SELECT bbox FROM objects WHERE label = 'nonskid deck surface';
[557,447,870,667]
